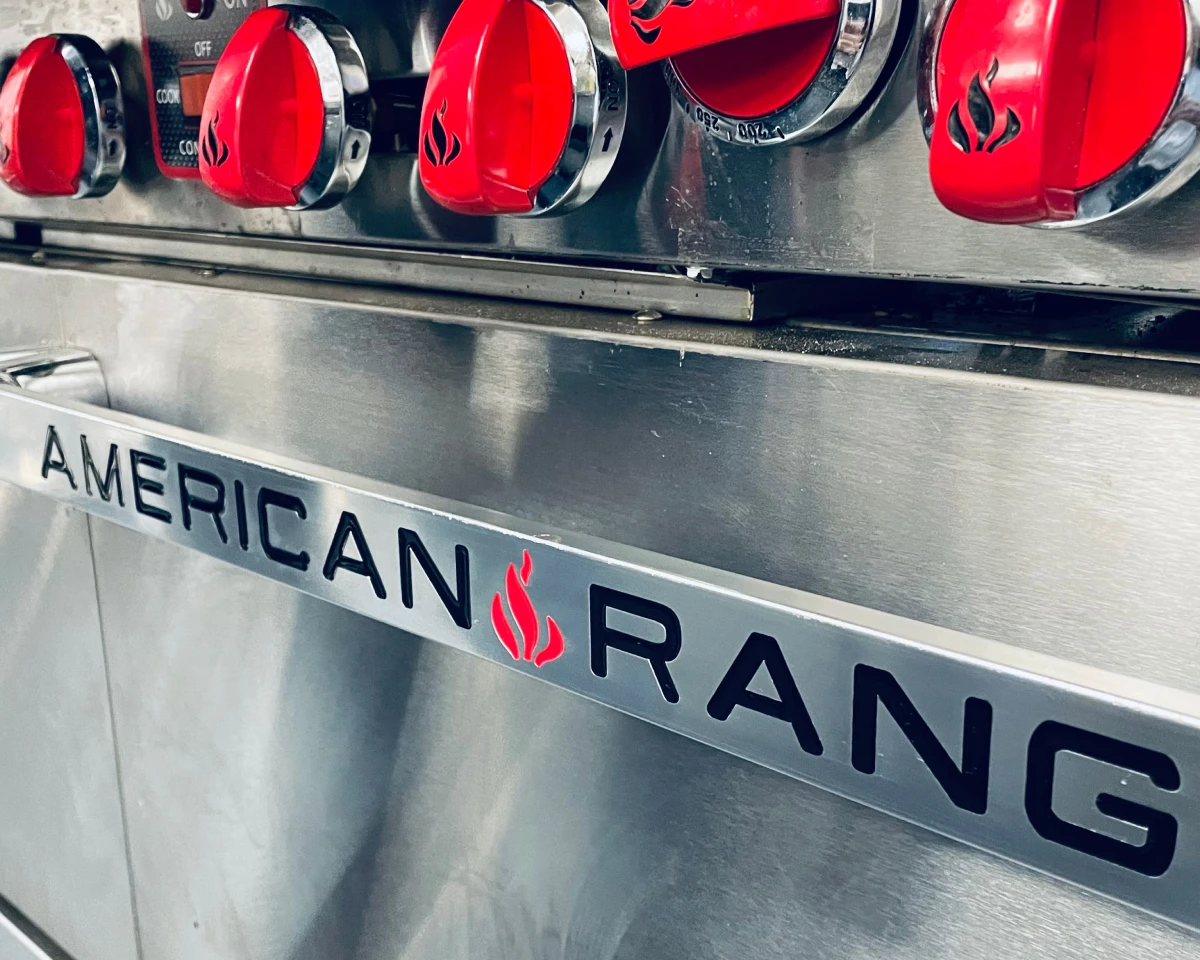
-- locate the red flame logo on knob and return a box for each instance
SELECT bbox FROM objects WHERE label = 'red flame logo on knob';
[423,99,462,168]
[202,111,229,167]
[946,59,1021,155]
[491,550,565,668]
[627,0,694,43]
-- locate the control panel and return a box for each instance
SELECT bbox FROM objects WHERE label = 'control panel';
[140,0,265,178]
[6,0,1200,300]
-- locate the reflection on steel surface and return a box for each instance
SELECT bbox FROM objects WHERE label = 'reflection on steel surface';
[5,352,1200,932]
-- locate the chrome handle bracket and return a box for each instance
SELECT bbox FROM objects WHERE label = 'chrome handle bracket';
[0,348,107,406]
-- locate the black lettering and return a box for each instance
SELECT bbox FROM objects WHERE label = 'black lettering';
[398,528,470,628]
[178,463,227,543]
[257,487,309,571]
[589,585,681,703]
[130,450,171,523]
[323,511,385,599]
[41,425,76,490]
[852,664,993,814]
[234,480,248,551]
[81,436,123,505]
[1025,721,1179,877]
[707,632,823,755]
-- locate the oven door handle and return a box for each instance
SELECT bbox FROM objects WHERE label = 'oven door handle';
[4,348,1200,930]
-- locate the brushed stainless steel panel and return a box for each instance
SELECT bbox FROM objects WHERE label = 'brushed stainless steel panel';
[91,524,1200,960]
[92,525,415,960]
[38,261,1200,696]
[0,286,135,960]
[6,0,1200,299]
[0,486,138,960]
[0,258,1186,955]
[11,371,1200,926]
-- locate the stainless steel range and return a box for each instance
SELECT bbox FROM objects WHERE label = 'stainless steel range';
[0,1,1198,959]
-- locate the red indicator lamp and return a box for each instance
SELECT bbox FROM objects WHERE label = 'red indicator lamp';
[922,0,1194,225]
[180,0,214,19]
[198,6,372,210]
[418,0,626,217]
[0,34,125,198]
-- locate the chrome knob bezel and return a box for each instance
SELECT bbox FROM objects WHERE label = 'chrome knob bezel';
[283,7,373,212]
[663,0,903,147]
[525,0,628,216]
[57,34,125,199]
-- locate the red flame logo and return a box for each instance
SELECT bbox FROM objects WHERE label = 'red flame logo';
[423,99,462,167]
[947,58,1021,155]
[491,550,565,668]
[202,111,229,167]
[627,0,694,43]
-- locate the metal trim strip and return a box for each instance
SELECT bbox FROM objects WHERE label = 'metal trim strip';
[34,227,779,322]
[0,893,73,960]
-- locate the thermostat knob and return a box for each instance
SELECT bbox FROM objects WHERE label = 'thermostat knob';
[0,34,125,198]
[198,5,372,210]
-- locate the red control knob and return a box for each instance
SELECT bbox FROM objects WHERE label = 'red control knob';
[0,34,125,198]
[669,10,840,122]
[199,6,372,210]
[610,0,836,70]
[419,0,626,216]
[612,0,902,147]
[922,0,1191,225]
